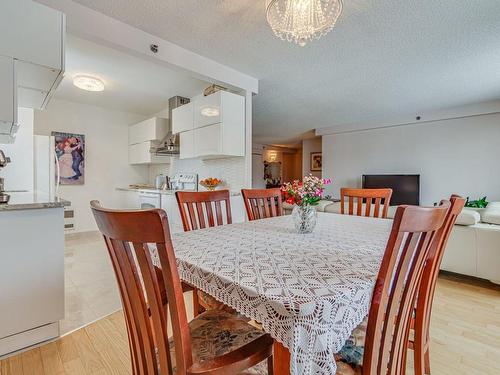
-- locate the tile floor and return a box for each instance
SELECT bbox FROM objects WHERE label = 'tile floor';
[62,231,122,334]
[62,231,195,335]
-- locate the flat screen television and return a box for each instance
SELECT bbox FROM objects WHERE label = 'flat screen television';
[362,174,420,206]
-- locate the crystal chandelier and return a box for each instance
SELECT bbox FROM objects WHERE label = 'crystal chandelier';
[266,0,343,46]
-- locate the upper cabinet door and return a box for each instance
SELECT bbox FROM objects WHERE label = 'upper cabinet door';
[0,1,64,70]
[129,117,168,145]
[179,131,195,159]
[194,92,222,129]
[172,102,194,134]
[194,123,223,157]
[0,56,15,133]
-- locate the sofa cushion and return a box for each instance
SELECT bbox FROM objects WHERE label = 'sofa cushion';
[482,203,500,225]
[324,202,342,214]
[455,208,481,226]
[316,200,337,212]
[283,200,336,213]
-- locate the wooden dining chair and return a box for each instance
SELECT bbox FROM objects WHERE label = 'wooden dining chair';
[411,195,465,375]
[90,201,273,375]
[241,188,283,221]
[175,190,235,315]
[334,202,449,375]
[176,190,232,232]
[340,188,393,219]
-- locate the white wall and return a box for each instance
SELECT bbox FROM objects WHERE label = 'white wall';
[322,112,500,204]
[302,137,322,178]
[34,99,148,232]
[0,108,34,191]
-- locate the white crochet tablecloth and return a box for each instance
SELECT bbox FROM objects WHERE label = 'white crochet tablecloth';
[167,213,392,374]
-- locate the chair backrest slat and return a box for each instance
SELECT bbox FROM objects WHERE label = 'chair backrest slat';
[90,201,192,375]
[363,203,449,375]
[176,190,232,232]
[241,188,284,221]
[414,195,465,359]
[341,188,393,219]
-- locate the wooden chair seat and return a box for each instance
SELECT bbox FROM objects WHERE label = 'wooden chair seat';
[167,310,270,374]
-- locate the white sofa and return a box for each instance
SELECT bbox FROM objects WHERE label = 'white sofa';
[284,201,500,284]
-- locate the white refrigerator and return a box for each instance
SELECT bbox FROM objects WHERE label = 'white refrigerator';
[33,135,60,197]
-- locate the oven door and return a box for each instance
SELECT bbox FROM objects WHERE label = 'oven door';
[138,192,161,209]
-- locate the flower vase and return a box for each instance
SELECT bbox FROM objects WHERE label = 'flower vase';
[291,204,317,234]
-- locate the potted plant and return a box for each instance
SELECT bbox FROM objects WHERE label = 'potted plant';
[281,175,331,233]
[464,196,489,214]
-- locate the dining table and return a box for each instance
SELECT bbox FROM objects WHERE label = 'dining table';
[164,212,393,375]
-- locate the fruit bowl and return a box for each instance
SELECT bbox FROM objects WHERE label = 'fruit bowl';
[199,178,222,191]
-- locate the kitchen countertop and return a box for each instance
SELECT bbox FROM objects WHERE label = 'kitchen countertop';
[116,187,242,196]
[0,191,71,211]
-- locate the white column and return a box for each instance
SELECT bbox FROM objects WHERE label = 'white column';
[244,90,253,188]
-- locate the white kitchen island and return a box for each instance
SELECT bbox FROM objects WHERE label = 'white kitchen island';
[0,192,69,357]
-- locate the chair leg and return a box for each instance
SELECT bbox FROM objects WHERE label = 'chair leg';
[424,347,431,374]
[267,356,274,375]
[413,335,426,375]
[192,288,201,317]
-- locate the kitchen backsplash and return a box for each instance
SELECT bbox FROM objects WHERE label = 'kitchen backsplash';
[149,157,246,190]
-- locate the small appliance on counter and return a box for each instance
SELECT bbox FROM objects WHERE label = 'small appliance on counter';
[171,173,198,191]
[0,150,12,204]
[155,174,165,189]
[154,174,172,190]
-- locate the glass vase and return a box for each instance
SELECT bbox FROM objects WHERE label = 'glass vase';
[291,204,317,234]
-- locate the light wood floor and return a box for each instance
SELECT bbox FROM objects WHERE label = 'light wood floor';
[2,274,500,375]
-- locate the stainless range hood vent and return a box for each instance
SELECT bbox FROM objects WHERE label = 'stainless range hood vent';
[151,96,190,156]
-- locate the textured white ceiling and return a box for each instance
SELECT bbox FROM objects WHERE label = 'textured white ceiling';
[55,35,208,115]
[68,0,500,144]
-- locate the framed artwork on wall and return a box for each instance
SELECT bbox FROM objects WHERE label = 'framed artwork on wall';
[52,131,85,185]
[310,152,322,172]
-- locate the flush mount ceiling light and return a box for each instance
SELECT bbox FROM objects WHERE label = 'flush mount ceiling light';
[200,107,220,117]
[266,0,343,46]
[73,75,105,92]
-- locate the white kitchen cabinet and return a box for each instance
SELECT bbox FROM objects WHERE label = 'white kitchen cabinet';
[128,117,171,164]
[0,0,64,71]
[129,141,171,164]
[193,119,244,158]
[0,0,65,143]
[194,123,222,157]
[173,91,245,159]
[193,92,222,128]
[193,91,244,130]
[0,56,16,139]
[179,131,195,159]
[0,206,64,356]
[172,102,193,134]
[129,117,168,145]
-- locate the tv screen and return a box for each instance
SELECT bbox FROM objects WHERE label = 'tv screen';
[362,174,420,206]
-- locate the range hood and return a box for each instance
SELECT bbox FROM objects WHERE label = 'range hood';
[150,96,190,156]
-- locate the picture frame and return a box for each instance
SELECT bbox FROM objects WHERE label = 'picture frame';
[52,131,85,185]
[310,152,322,172]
